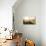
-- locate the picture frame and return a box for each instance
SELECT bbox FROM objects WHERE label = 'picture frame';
[23,16,36,25]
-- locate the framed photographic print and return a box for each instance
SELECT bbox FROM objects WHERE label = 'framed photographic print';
[23,16,36,25]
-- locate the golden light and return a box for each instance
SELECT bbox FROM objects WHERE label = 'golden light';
[24,17,29,20]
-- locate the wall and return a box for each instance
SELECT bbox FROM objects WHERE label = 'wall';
[0,0,16,30]
[13,0,41,46]
[41,0,46,46]
[13,0,46,46]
